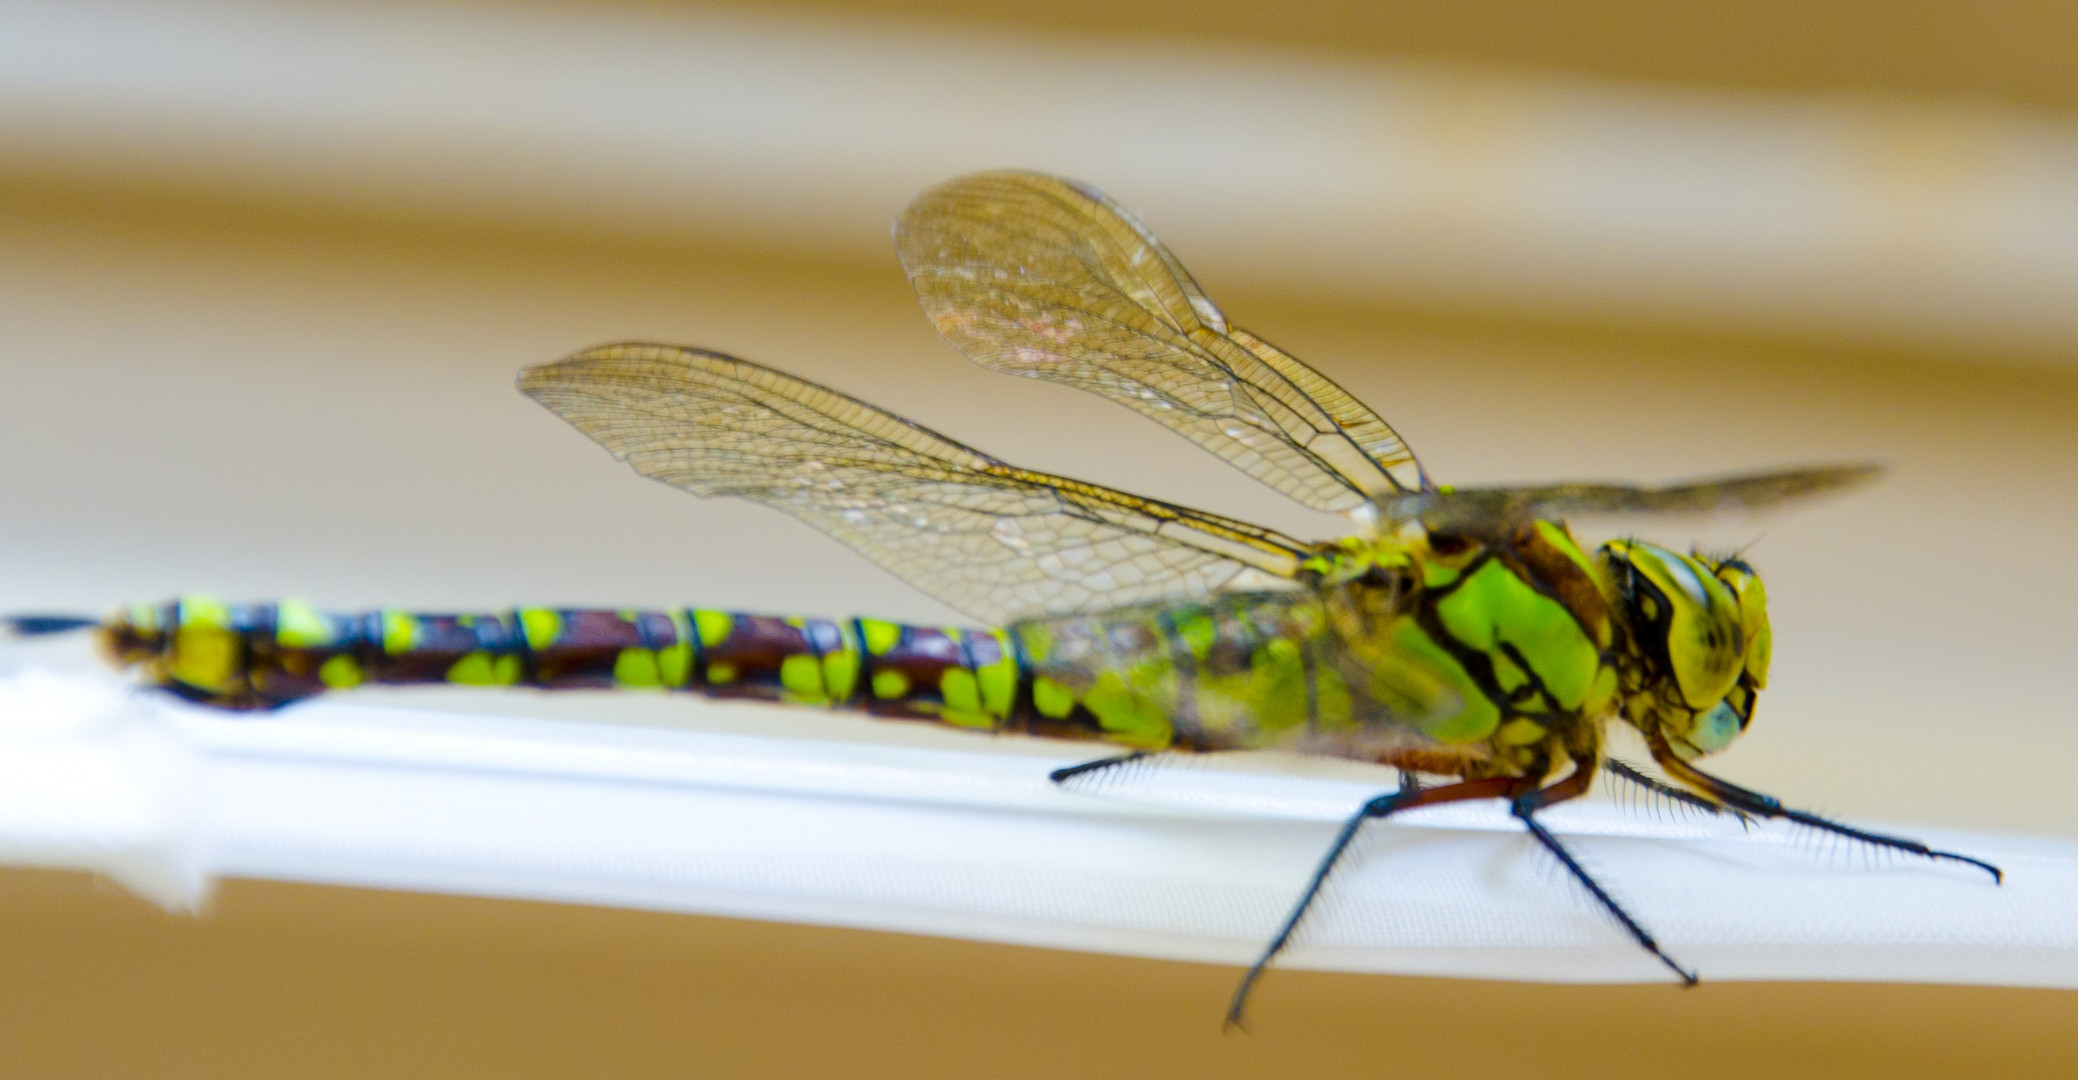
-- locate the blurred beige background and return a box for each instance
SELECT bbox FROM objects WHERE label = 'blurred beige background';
[1,0,2074,1075]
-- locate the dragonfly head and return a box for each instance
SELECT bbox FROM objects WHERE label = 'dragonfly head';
[1600,540,1771,758]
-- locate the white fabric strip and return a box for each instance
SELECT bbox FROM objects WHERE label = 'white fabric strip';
[0,670,2070,987]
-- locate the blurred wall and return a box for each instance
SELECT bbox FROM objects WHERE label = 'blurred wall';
[5,0,2078,357]
[750,0,2078,111]
[1,2,2073,1076]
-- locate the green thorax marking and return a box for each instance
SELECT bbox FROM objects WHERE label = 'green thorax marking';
[1403,522,1619,742]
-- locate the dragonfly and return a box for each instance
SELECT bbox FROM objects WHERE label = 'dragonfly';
[11,171,1999,1027]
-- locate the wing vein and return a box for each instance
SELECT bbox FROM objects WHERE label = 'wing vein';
[896,170,1428,513]
[520,343,1314,624]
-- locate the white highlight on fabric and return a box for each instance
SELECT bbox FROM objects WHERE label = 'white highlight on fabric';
[0,670,2071,987]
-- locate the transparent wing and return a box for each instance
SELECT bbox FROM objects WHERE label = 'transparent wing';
[1383,465,1883,534]
[895,170,1426,515]
[519,344,1314,625]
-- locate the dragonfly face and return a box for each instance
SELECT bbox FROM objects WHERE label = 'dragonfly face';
[1602,540,1770,759]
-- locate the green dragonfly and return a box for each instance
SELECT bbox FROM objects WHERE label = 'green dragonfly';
[12,171,1999,1026]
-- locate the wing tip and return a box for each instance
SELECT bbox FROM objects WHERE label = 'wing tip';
[894,169,1088,269]
[517,342,751,398]
[1772,460,1886,499]
[515,341,637,396]
[1829,461,1886,485]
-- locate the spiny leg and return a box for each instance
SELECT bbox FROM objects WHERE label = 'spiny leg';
[1225,774,1533,1032]
[1511,765,1697,985]
[1047,751,1150,784]
[1647,735,2002,883]
[1603,759,1751,824]
[1050,748,1253,785]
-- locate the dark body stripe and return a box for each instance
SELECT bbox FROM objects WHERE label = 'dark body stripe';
[103,599,1037,735]
[1413,555,1542,715]
[1408,522,1618,731]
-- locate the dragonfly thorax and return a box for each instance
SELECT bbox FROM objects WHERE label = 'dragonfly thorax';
[1289,519,1627,778]
[1600,540,1771,759]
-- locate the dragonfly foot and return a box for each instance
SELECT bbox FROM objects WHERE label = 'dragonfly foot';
[1048,751,1151,785]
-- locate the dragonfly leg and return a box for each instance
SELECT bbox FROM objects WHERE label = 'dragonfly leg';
[3,614,100,636]
[1511,764,1698,986]
[1602,758,1752,825]
[1225,773,1535,1032]
[1646,735,2002,883]
[1047,751,1151,784]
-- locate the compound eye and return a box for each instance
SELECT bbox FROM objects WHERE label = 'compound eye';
[1687,700,1743,755]
[1742,621,1772,690]
[1714,561,1772,689]
[1722,681,1757,731]
[1635,547,1742,709]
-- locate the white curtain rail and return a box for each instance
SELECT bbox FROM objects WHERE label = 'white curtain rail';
[2,0,2077,355]
[1,670,2073,988]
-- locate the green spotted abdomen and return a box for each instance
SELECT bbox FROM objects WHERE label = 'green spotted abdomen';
[98,597,1023,731]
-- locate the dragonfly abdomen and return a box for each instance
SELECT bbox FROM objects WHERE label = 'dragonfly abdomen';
[1007,593,1354,753]
[95,597,1032,733]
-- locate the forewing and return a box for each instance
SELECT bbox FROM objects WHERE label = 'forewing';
[895,171,1425,514]
[519,344,1313,624]
[1384,465,1883,533]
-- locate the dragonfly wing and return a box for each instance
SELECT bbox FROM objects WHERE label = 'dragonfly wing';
[895,171,1426,515]
[1385,464,1883,533]
[520,344,1315,625]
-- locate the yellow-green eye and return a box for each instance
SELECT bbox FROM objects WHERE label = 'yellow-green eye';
[1722,681,1757,730]
[1606,541,1745,710]
[1714,559,1771,689]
